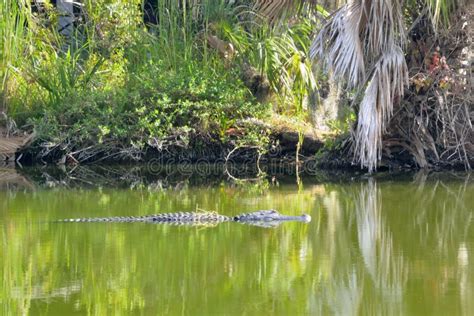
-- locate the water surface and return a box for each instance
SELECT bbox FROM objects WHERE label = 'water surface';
[1,167,473,315]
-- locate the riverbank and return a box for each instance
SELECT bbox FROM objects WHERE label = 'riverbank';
[8,128,472,172]
[3,113,472,171]
[11,116,323,165]
[3,106,472,171]
[1,1,472,172]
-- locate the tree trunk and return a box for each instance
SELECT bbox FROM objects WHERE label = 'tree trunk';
[308,70,342,131]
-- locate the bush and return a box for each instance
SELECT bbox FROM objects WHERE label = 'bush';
[27,54,270,153]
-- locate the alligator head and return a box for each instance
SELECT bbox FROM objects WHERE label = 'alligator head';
[233,210,311,227]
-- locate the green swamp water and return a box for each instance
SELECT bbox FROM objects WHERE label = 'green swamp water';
[0,167,473,315]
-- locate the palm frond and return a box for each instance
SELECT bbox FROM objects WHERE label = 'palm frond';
[309,2,365,88]
[253,0,319,23]
[354,45,408,171]
[310,0,410,171]
[363,0,405,57]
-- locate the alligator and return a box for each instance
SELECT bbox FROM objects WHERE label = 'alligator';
[58,210,311,228]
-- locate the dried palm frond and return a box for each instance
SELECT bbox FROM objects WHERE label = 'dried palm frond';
[253,0,319,23]
[354,45,408,171]
[310,0,409,171]
[310,1,365,88]
[363,0,405,57]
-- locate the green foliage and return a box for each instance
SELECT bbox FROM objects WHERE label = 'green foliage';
[30,60,267,150]
[219,15,318,113]
[0,0,317,152]
[1,0,272,152]
[326,107,356,135]
[25,45,104,107]
[405,0,461,27]
[0,0,30,108]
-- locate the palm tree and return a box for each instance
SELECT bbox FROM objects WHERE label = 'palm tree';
[307,0,462,171]
[254,0,462,171]
[309,0,408,171]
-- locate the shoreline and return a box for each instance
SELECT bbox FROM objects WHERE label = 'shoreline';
[4,120,472,172]
[12,139,472,173]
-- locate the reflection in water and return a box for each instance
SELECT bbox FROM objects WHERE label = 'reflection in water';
[0,168,472,315]
[0,168,34,191]
[354,180,406,315]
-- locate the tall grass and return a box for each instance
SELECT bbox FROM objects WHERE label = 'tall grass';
[0,0,31,111]
[424,0,461,27]
[1,0,319,118]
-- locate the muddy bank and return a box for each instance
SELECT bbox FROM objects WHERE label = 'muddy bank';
[0,126,35,165]
[314,136,474,171]
[14,126,472,172]
[16,124,325,166]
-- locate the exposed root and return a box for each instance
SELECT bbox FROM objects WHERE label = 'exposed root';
[224,145,265,182]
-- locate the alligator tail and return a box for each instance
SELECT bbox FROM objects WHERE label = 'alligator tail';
[58,216,151,223]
